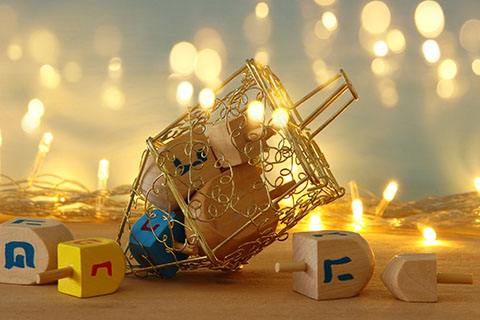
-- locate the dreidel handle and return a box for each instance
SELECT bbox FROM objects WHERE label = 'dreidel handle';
[275,261,306,273]
[437,272,473,284]
[36,266,73,284]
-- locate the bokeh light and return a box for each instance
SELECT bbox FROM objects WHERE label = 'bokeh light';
[472,59,480,76]
[102,85,125,109]
[254,49,270,65]
[474,177,480,193]
[309,214,323,231]
[459,19,480,53]
[255,2,269,19]
[21,113,40,133]
[422,227,437,242]
[169,41,197,76]
[352,199,363,221]
[361,1,391,35]
[272,108,289,128]
[247,100,265,122]
[379,79,398,107]
[243,13,272,45]
[109,57,122,71]
[314,19,333,40]
[314,0,336,6]
[7,43,22,61]
[322,11,337,31]
[386,29,406,53]
[28,99,45,118]
[199,88,215,111]
[438,59,457,80]
[39,64,61,89]
[371,58,390,76]
[176,81,193,105]
[373,41,388,57]
[94,25,122,56]
[383,181,398,201]
[28,29,60,64]
[414,1,444,38]
[436,79,455,99]
[422,40,440,63]
[195,48,222,84]
[63,62,82,83]
[194,28,227,59]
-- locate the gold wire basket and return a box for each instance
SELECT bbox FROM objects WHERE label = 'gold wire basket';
[116,59,358,277]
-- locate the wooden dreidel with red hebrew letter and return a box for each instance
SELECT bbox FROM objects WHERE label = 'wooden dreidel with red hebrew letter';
[275,230,374,300]
[138,130,220,211]
[129,209,193,278]
[381,253,473,302]
[0,217,73,285]
[36,238,125,298]
[187,163,292,260]
[209,113,275,168]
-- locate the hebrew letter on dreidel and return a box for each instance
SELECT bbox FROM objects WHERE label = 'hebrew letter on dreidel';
[4,241,35,269]
[323,256,354,283]
[91,261,112,277]
[173,151,207,176]
[141,219,160,232]
[73,239,102,245]
[12,219,45,226]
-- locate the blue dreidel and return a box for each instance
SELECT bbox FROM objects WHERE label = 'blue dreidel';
[129,210,190,278]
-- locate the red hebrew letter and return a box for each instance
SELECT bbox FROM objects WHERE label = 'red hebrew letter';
[74,239,102,245]
[140,220,160,232]
[91,261,112,277]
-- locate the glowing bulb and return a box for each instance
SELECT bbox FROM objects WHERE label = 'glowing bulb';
[361,1,391,35]
[39,132,53,152]
[108,57,122,71]
[247,100,265,122]
[97,159,109,190]
[39,64,61,88]
[309,214,323,231]
[7,43,22,61]
[21,113,40,133]
[422,40,440,63]
[169,41,197,75]
[371,58,389,75]
[255,2,269,19]
[474,177,480,193]
[272,108,289,128]
[199,88,215,111]
[386,29,406,53]
[436,79,455,99]
[28,132,54,184]
[195,48,222,84]
[472,59,480,76]
[459,19,480,53]
[373,41,388,57]
[0,129,2,147]
[28,99,45,118]
[415,1,445,38]
[383,182,398,201]
[322,11,337,31]
[438,59,457,80]
[176,81,193,104]
[423,227,437,242]
[352,199,363,221]
[254,49,270,65]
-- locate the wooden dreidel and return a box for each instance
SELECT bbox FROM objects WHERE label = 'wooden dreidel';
[36,238,125,298]
[209,114,275,168]
[0,217,73,284]
[129,210,191,278]
[187,164,290,260]
[381,253,473,302]
[275,230,374,300]
[138,131,220,211]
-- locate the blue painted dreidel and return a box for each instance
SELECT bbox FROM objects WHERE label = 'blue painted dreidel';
[0,217,74,284]
[275,230,374,300]
[129,210,192,278]
[36,238,126,298]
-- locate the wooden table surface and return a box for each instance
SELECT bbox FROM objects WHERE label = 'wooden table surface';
[1,218,479,319]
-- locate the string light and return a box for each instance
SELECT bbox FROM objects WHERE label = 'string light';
[375,181,398,216]
[255,2,269,19]
[373,41,388,57]
[271,107,289,128]
[39,64,61,88]
[322,11,338,31]
[169,41,197,75]
[386,29,406,53]
[29,132,53,184]
[176,81,194,105]
[309,214,323,231]
[361,1,391,35]
[414,1,445,38]
[27,99,45,118]
[422,40,441,63]
[199,88,215,111]
[96,159,110,219]
[438,59,457,80]
[247,100,265,122]
[472,59,480,76]
[474,177,480,194]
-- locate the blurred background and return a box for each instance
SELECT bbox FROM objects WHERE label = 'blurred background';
[0,0,479,202]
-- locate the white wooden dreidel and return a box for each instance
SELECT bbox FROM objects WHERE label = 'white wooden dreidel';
[381,253,473,302]
[129,210,195,278]
[138,131,220,212]
[36,238,125,298]
[209,114,275,168]
[187,164,292,260]
[0,217,73,285]
[275,230,375,300]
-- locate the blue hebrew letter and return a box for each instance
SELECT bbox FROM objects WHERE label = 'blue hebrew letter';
[4,241,36,270]
[313,232,348,238]
[12,219,44,226]
[173,151,208,176]
[323,256,354,283]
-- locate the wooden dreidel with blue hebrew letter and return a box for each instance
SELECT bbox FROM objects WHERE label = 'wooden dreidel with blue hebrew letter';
[209,113,275,168]
[36,238,125,298]
[381,253,473,302]
[129,209,192,278]
[275,230,374,300]
[138,130,220,211]
[0,217,73,285]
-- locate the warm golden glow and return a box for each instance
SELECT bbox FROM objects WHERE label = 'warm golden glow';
[176,81,193,104]
[199,88,215,111]
[386,29,406,53]
[169,41,197,75]
[309,214,323,231]
[423,227,437,242]
[474,177,480,193]
[194,28,226,59]
[373,41,388,57]
[272,108,289,128]
[254,49,270,65]
[314,19,333,40]
[108,57,122,71]
[28,99,45,118]
[7,43,22,61]
[415,1,444,38]
[195,49,222,84]
[459,19,480,53]
[472,59,480,76]
[39,132,54,152]
[28,29,60,64]
[422,40,440,63]
[352,199,363,221]
[322,11,337,31]
[383,181,398,201]
[39,64,61,89]
[21,113,40,133]
[361,1,391,35]
[0,129,2,147]
[371,58,389,75]
[97,159,109,190]
[63,62,82,83]
[255,2,269,19]
[314,0,336,6]
[247,100,265,122]
[438,59,457,80]
[436,79,455,99]
[102,86,125,109]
